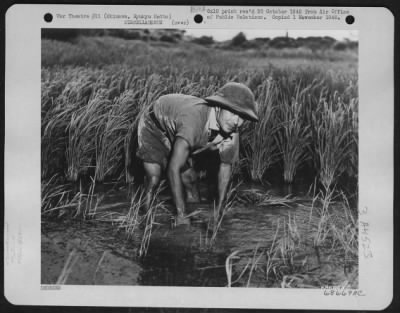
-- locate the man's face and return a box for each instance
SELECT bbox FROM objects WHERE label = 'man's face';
[218,109,244,135]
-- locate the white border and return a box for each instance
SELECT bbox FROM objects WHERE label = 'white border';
[4,5,394,309]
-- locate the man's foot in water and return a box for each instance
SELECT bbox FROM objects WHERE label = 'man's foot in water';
[175,212,190,226]
[177,215,190,225]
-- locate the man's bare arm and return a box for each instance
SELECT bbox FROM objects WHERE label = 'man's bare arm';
[168,137,190,216]
[217,163,232,210]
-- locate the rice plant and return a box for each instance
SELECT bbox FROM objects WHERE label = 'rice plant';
[309,188,335,264]
[328,191,358,261]
[120,187,147,238]
[56,248,80,284]
[82,176,103,219]
[237,188,297,207]
[225,250,242,287]
[92,250,108,284]
[311,95,354,191]
[223,186,358,288]
[94,97,130,182]
[65,93,110,181]
[206,181,240,248]
[275,81,312,183]
[241,77,280,181]
[42,62,358,187]
[41,174,81,216]
[224,248,264,288]
[118,183,165,256]
[139,201,159,257]
[41,102,76,178]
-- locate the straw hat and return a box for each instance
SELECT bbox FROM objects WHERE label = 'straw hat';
[206,82,258,122]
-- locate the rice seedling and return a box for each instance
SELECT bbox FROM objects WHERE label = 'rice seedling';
[225,250,241,287]
[245,244,265,287]
[92,250,108,284]
[119,187,147,238]
[328,192,358,261]
[82,176,104,219]
[118,183,165,256]
[224,223,283,287]
[263,222,281,283]
[138,183,166,257]
[281,274,318,288]
[276,217,298,272]
[225,250,258,288]
[41,174,67,212]
[138,203,158,257]
[206,181,240,248]
[41,175,81,217]
[237,188,296,207]
[56,248,80,285]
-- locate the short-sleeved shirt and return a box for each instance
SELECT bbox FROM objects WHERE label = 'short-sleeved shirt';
[153,94,210,150]
[136,94,239,168]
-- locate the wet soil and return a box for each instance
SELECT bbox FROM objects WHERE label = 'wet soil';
[41,182,358,287]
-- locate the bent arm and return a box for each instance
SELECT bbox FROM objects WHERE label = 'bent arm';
[217,162,232,210]
[168,137,190,215]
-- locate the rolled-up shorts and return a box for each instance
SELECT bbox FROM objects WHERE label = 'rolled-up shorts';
[136,111,217,173]
[136,111,171,170]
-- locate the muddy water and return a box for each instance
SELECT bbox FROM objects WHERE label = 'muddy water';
[41,183,331,287]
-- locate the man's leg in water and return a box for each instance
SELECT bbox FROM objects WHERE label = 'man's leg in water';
[181,167,200,203]
[143,162,162,210]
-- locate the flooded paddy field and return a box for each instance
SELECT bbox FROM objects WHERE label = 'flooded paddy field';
[41,181,358,288]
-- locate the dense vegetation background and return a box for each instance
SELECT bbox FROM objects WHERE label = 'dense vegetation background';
[42,28,358,190]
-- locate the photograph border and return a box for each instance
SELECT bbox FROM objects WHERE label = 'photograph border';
[4,3,396,310]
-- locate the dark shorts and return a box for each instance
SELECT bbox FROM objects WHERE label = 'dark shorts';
[136,111,171,169]
[136,112,220,173]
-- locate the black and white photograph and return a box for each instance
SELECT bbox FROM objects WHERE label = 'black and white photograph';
[4,4,394,309]
[40,27,359,288]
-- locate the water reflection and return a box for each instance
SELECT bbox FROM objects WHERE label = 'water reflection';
[42,180,350,287]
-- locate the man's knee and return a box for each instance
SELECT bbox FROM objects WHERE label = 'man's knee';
[143,162,162,189]
[147,175,160,188]
[181,168,198,186]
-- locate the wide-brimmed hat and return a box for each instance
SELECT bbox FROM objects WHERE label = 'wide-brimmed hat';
[205,82,258,122]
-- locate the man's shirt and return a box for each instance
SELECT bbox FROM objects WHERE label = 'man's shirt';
[152,94,239,164]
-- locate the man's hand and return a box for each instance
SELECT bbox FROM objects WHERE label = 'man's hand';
[217,163,232,211]
[168,137,190,217]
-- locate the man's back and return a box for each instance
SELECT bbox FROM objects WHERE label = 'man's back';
[153,94,210,150]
